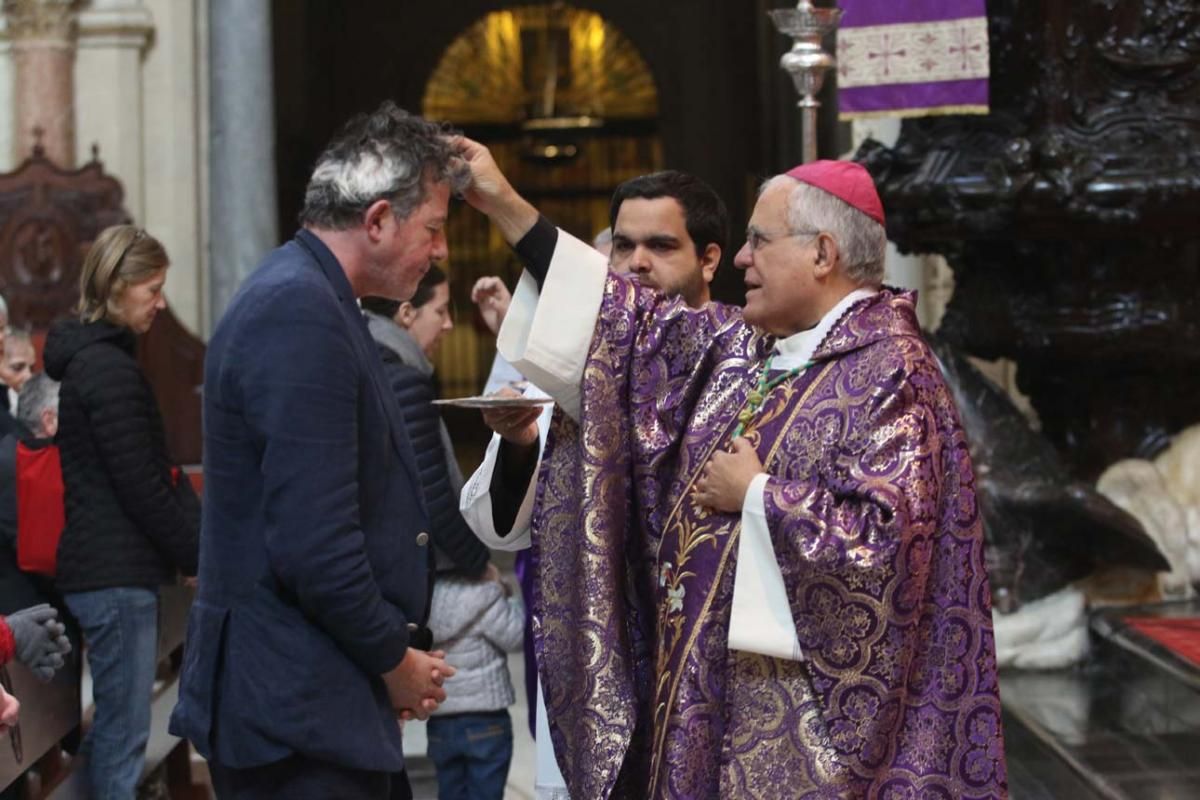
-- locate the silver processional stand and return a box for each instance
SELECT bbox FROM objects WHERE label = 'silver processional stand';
[768,1,843,164]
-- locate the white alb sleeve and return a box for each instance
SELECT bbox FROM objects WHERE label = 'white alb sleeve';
[728,473,805,661]
[497,230,608,422]
[459,431,534,552]
[458,386,554,551]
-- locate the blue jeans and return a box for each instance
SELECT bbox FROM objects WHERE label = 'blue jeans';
[426,711,513,800]
[65,587,159,800]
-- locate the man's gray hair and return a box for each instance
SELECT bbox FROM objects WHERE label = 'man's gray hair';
[299,102,470,231]
[768,175,887,285]
[0,294,7,320]
[17,373,59,434]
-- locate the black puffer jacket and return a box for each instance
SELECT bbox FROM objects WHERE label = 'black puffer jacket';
[381,348,489,578]
[43,318,199,592]
[365,313,488,578]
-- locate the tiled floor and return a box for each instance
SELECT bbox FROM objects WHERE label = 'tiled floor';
[1001,711,1112,800]
[999,598,1200,800]
[162,597,1200,799]
[446,598,1200,800]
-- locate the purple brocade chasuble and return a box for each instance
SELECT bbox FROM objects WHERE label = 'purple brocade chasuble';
[530,274,1007,800]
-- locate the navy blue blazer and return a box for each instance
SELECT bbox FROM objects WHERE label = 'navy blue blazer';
[169,230,432,771]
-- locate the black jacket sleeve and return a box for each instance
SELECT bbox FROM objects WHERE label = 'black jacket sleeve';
[385,356,489,577]
[79,353,199,574]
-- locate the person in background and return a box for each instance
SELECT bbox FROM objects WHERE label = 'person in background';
[425,563,524,800]
[0,329,36,416]
[474,228,616,395]
[363,265,524,798]
[0,373,74,682]
[0,298,22,441]
[0,604,69,681]
[362,266,491,581]
[0,683,17,737]
[44,225,199,799]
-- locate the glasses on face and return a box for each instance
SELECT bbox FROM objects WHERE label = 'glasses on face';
[744,227,821,253]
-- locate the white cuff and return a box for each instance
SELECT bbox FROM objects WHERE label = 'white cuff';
[728,474,804,661]
[459,431,534,552]
[497,231,608,422]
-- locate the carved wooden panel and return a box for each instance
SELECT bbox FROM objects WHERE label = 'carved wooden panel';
[0,147,127,329]
[858,0,1200,479]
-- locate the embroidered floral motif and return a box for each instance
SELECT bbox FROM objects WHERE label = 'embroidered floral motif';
[795,585,876,668]
[962,707,1005,786]
[898,705,955,774]
[667,585,685,613]
[533,283,1005,798]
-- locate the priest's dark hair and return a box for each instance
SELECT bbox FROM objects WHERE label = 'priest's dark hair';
[361,265,448,317]
[299,102,469,231]
[609,171,729,257]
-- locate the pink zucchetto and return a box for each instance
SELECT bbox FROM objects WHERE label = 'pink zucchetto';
[784,160,885,226]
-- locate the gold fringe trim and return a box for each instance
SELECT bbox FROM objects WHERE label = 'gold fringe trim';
[839,105,990,121]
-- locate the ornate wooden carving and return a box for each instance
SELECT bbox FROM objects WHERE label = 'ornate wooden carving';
[858,0,1200,479]
[0,145,126,328]
[0,146,204,463]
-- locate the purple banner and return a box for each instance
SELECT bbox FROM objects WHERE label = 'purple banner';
[840,79,988,116]
[836,0,990,119]
[840,0,986,28]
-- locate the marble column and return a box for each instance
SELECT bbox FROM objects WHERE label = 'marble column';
[142,0,207,336]
[5,0,78,167]
[0,16,14,172]
[208,0,277,324]
[74,0,152,218]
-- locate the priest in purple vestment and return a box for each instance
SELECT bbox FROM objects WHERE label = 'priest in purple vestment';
[455,139,1007,800]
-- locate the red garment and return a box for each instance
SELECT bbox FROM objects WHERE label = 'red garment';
[0,618,13,665]
[16,441,65,577]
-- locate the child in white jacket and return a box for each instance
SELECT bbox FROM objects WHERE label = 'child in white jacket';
[427,565,525,800]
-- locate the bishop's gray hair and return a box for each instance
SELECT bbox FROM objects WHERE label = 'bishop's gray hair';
[300,102,469,231]
[17,373,59,434]
[766,175,887,285]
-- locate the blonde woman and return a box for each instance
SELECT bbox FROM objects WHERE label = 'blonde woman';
[43,225,198,799]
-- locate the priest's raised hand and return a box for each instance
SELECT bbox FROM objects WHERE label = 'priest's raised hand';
[452,136,538,245]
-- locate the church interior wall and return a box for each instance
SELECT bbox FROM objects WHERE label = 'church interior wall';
[271,0,770,305]
[0,0,207,337]
[0,16,13,173]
